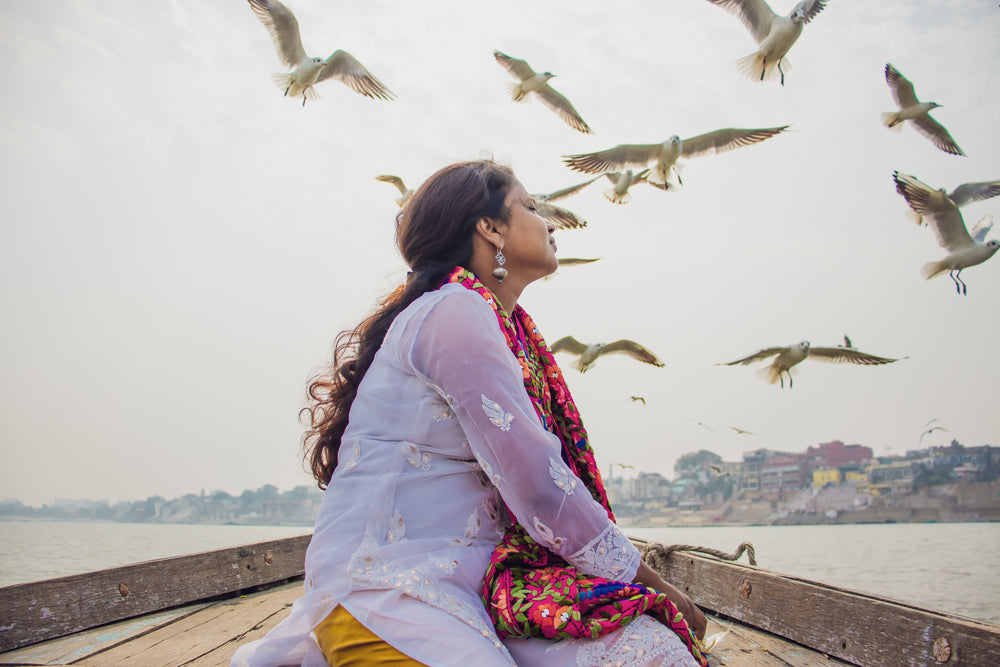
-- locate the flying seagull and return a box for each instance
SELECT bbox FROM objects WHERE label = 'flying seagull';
[603,169,669,204]
[719,340,904,388]
[550,336,665,373]
[375,175,414,207]
[563,126,788,188]
[893,171,999,294]
[882,63,963,156]
[705,0,829,86]
[531,177,601,229]
[729,426,756,435]
[919,425,949,445]
[687,417,714,432]
[493,50,592,134]
[629,396,646,405]
[248,0,394,105]
[892,173,1000,226]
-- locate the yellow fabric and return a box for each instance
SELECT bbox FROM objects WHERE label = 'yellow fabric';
[314,605,426,666]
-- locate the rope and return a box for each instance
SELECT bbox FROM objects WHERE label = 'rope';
[641,541,757,569]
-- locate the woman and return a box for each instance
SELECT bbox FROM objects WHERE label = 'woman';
[232,160,706,667]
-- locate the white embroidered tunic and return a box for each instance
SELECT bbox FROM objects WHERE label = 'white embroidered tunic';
[231,284,696,667]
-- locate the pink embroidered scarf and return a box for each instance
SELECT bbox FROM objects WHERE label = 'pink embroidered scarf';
[444,267,706,665]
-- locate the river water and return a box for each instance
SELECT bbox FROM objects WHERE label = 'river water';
[1,520,997,623]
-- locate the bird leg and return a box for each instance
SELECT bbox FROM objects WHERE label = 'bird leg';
[284,83,292,96]
[301,94,307,107]
[951,270,968,295]
[778,60,786,86]
[760,57,767,82]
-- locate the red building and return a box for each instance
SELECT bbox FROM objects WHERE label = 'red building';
[806,440,873,471]
[760,454,807,502]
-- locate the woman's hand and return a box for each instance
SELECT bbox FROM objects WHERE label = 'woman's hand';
[632,561,708,640]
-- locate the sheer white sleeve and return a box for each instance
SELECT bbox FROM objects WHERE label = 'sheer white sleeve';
[401,288,640,581]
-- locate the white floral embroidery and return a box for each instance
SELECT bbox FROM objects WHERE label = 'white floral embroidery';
[542,614,694,666]
[387,508,406,543]
[347,536,513,661]
[341,442,361,470]
[549,457,577,494]
[532,516,566,551]
[473,450,502,486]
[481,394,514,431]
[464,507,481,539]
[569,523,639,580]
[404,443,432,471]
[432,407,453,422]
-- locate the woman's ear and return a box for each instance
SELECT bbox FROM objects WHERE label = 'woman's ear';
[475,216,505,248]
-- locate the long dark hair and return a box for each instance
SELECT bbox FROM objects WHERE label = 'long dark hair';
[303,160,516,487]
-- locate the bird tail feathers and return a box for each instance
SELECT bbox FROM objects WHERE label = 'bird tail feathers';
[736,52,788,82]
[921,260,948,280]
[881,112,903,130]
[506,83,528,102]
[271,73,320,102]
[604,188,630,205]
[756,363,796,385]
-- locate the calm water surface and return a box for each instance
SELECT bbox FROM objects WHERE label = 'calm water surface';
[2,520,997,623]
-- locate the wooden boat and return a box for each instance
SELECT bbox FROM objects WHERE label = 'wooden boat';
[1,534,998,666]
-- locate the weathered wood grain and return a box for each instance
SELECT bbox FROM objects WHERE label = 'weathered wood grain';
[645,546,1000,666]
[0,534,311,653]
[73,583,302,667]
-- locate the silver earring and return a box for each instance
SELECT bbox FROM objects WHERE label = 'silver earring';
[492,247,508,283]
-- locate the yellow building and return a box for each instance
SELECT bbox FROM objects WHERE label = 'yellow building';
[812,468,842,488]
[845,470,868,484]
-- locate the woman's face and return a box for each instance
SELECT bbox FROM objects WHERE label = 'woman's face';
[497,181,558,282]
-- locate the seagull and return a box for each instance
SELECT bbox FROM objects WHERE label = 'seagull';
[710,465,731,477]
[891,173,1000,226]
[729,426,756,435]
[563,126,788,188]
[719,341,904,389]
[248,0,394,105]
[629,396,646,405]
[603,169,669,204]
[375,175,413,207]
[493,51,592,134]
[550,336,665,373]
[882,64,963,156]
[705,0,829,86]
[893,171,999,294]
[687,417,714,432]
[531,177,601,229]
[919,425,949,445]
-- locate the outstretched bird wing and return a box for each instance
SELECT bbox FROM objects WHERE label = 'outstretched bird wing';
[680,126,788,159]
[557,257,600,267]
[248,0,307,68]
[912,114,964,156]
[536,85,592,134]
[537,176,600,202]
[721,347,785,366]
[536,202,587,229]
[599,340,665,367]
[550,336,590,356]
[949,181,1000,208]
[807,347,902,365]
[317,50,394,100]
[794,0,829,24]
[563,143,663,174]
[705,0,778,44]
[493,51,537,81]
[894,172,974,251]
[375,175,407,194]
[971,215,994,244]
[885,64,919,108]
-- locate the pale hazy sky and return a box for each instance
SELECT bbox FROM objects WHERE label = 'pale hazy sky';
[1,1,997,507]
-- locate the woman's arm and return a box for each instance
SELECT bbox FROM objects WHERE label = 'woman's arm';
[632,561,707,640]
[405,289,641,581]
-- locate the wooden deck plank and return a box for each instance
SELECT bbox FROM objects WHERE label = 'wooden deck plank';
[0,535,311,653]
[71,584,302,667]
[649,547,1000,666]
[0,603,212,666]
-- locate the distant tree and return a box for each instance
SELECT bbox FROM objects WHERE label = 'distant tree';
[674,450,723,478]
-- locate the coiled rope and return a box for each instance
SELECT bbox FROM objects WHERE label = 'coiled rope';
[641,541,757,568]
